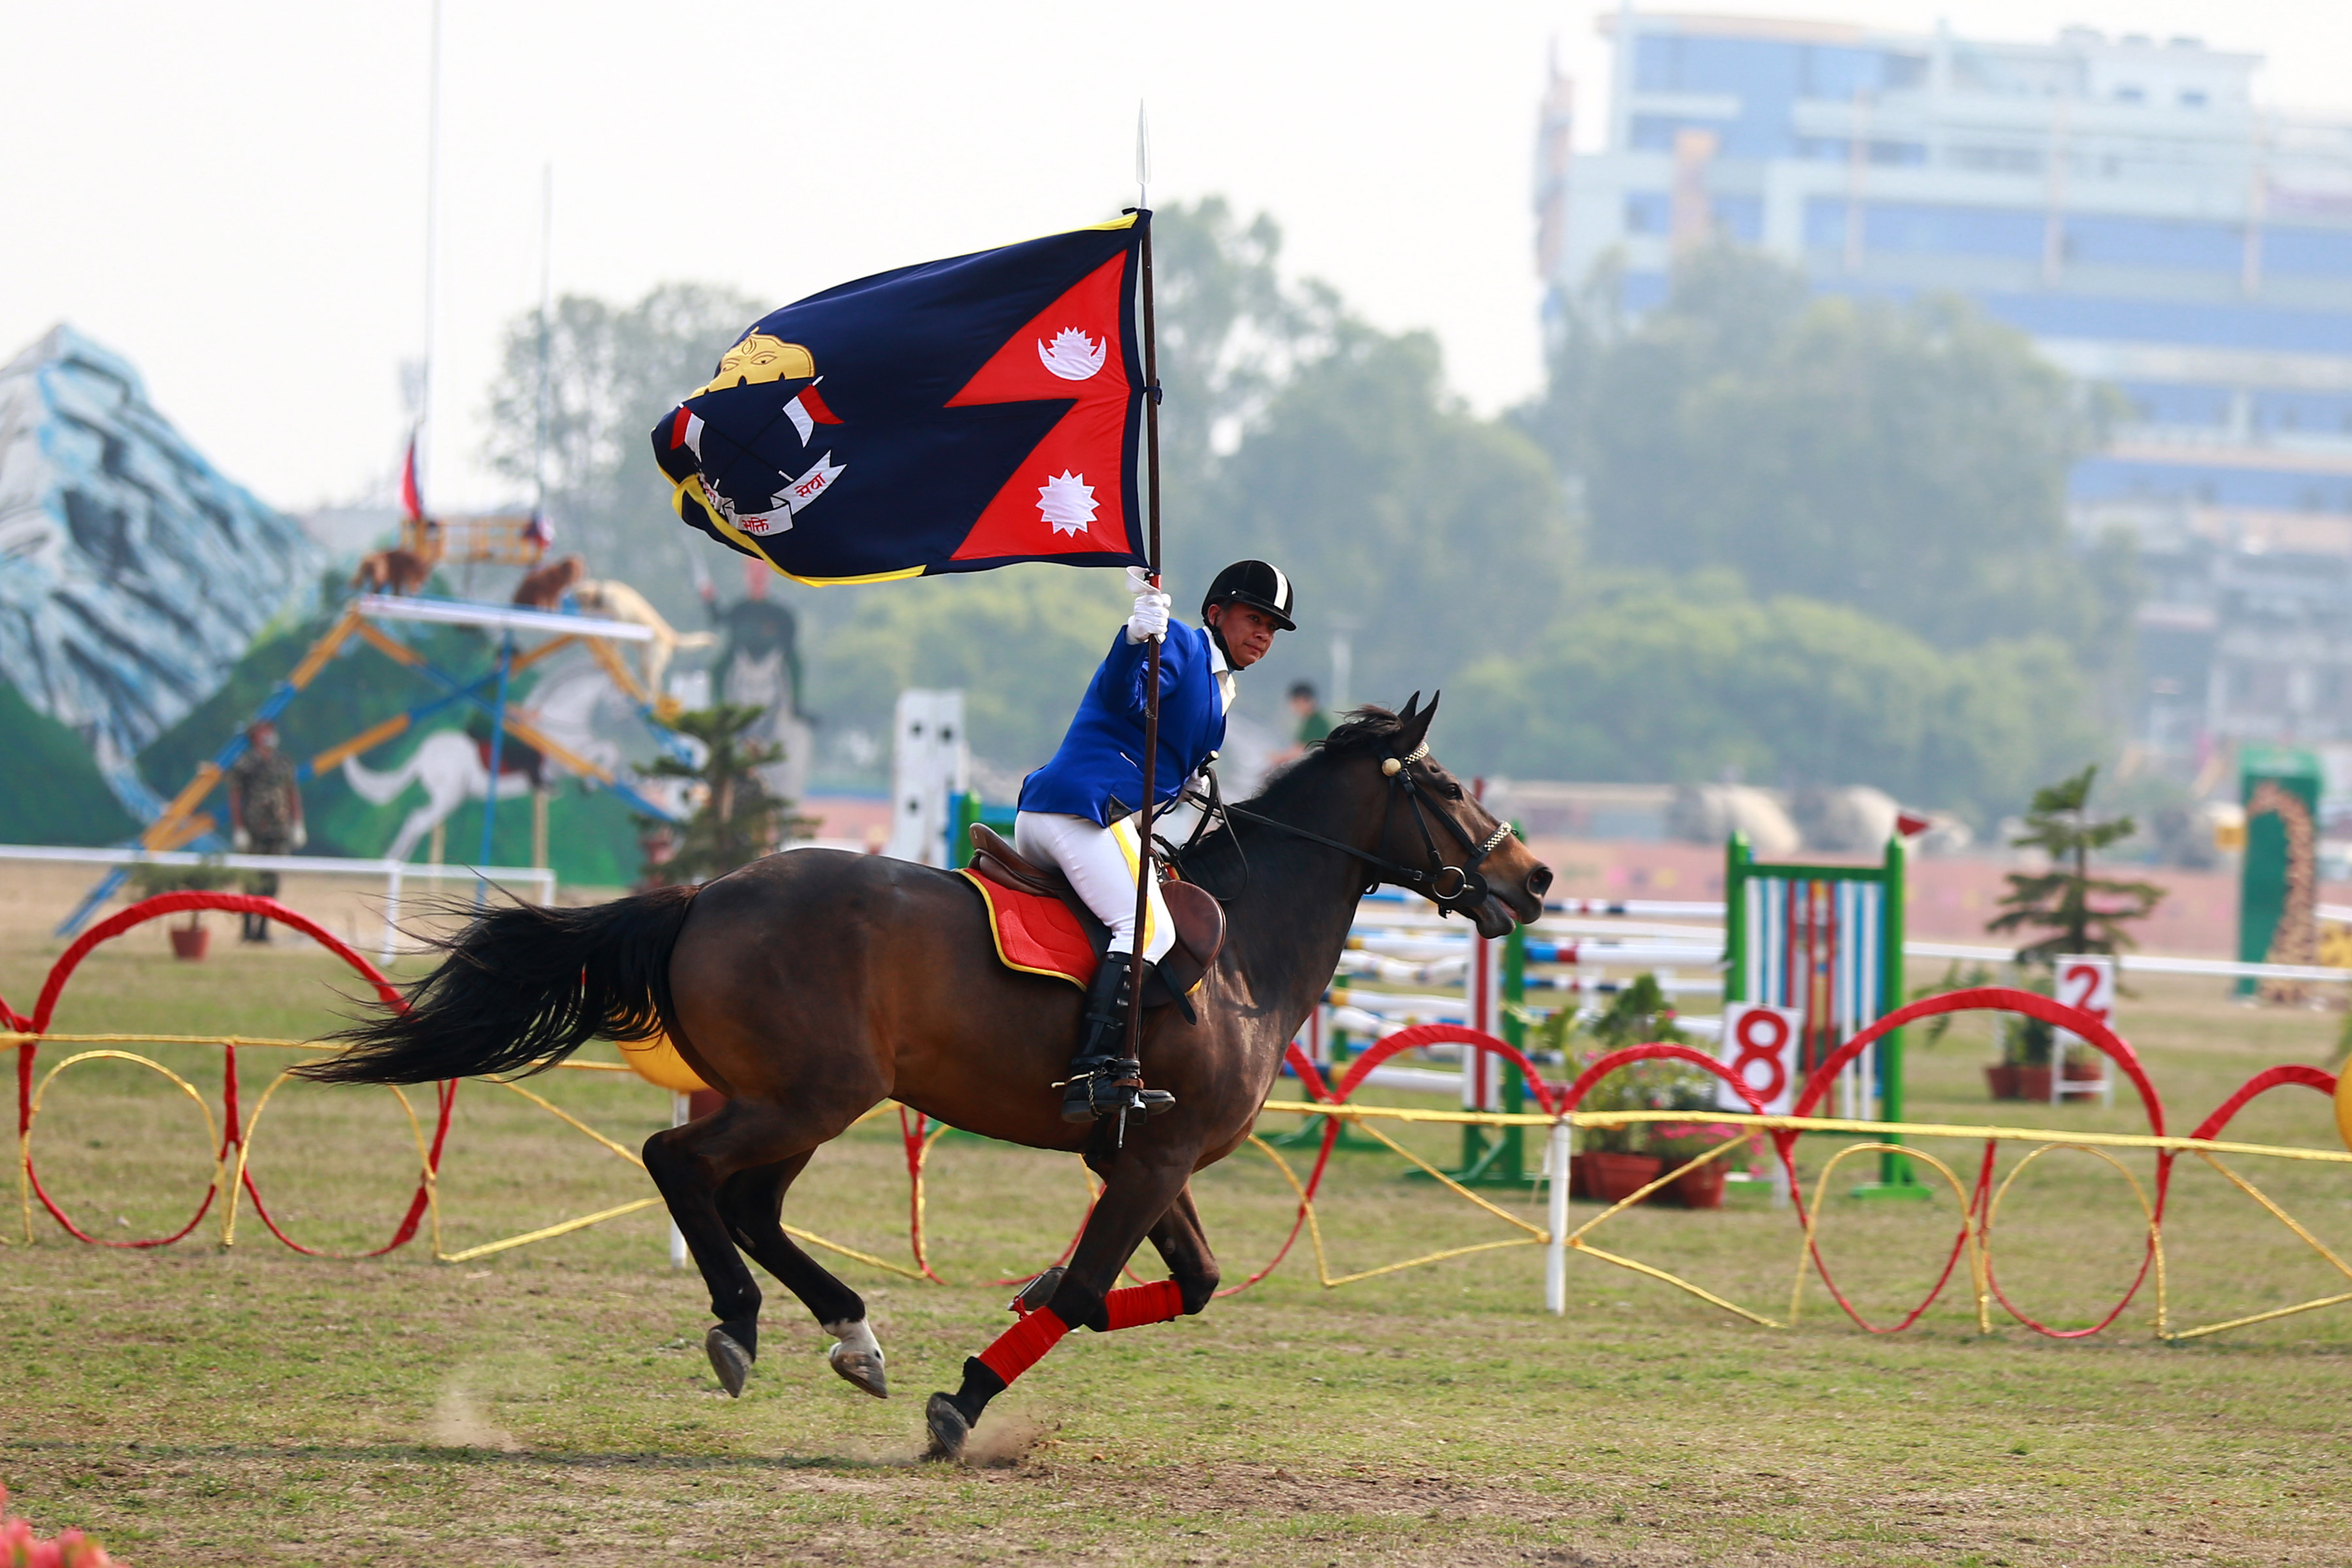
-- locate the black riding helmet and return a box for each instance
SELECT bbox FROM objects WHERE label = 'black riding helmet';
[1201,559,1296,631]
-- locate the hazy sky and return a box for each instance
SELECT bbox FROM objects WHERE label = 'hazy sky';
[7,1,2350,517]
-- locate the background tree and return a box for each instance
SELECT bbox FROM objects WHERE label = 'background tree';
[1448,574,2100,822]
[1526,244,2129,653]
[476,209,2128,826]
[1175,324,1576,709]
[1987,764,2166,964]
[483,282,764,627]
[642,704,814,885]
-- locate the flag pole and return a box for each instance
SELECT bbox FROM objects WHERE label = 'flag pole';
[1122,187,1161,1132]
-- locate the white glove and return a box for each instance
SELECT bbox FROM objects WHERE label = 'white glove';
[1124,564,1170,644]
[231,826,251,853]
[290,821,308,851]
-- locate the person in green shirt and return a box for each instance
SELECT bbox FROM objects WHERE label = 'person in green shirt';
[1269,681,1335,769]
[1289,681,1333,747]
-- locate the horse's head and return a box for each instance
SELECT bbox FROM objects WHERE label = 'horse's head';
[1309,693,1552,939]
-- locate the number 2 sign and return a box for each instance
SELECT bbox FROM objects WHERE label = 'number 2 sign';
[1716,1001,1805,1115]
[2054,954,2115,1039]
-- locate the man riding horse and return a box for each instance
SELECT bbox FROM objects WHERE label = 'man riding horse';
[1017,559,1295,1124]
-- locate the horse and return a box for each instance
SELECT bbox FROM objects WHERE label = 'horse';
[351,526,444,596]
[512,553,585,613]
[573,578,717,702]
[340,729,539,863]
[297,695,1551,1458]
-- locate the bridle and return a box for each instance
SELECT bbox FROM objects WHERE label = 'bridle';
[1178,742,1514,920]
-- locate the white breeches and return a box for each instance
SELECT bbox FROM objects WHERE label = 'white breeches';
[1013,811,1174,963]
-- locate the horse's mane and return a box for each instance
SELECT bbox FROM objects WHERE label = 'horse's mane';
[1235,705,1404,815]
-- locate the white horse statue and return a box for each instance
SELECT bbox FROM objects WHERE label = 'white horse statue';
[342,730,537,864]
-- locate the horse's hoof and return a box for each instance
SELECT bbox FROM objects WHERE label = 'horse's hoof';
[924,1392,971,1461]
[705,1327,752,1398]
[1011,1266,1066,1315]
[829,1343,888,1399]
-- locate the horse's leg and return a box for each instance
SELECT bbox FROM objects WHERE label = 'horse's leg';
[1139,1183,1222,1314]
[1020,1175,1220,1316]
[385,802,437,864]
[715,1155,889,1399]
[925,1145,1198,1458]
[642,1098,813,1397]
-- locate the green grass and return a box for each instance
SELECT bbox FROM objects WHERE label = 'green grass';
[6,934,2352,1565]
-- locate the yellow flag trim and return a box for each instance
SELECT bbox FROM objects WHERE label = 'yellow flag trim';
[670,472,926,587]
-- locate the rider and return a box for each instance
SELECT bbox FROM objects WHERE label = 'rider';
[1017,559,1295,1122]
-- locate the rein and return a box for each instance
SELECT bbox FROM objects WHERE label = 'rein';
[1175,742,1514,919]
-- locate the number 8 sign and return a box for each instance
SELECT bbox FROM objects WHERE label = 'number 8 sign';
[1716,1001,1805,1115]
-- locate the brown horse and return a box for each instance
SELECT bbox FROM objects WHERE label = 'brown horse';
[351,527,444,596]
[511,553,586,612]
[299,696,1550,1456]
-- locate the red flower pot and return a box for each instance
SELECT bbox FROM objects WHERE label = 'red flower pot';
[2016,1066,2053,1102]
[169,925,210,961]
[1584,1151,1663,1205]
[1985,1064,2020,1100]
[1673,1162,1728,1209]
[2063,1055,2104,1082]
[1566,1152,1590,1200]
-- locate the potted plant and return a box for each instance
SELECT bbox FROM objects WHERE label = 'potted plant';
[1561,975,1718,1203]
[1650,1122,1742,1208]
[2061,1041,2106,1086]
[1575,1062,1667,1203]
[129,857,235,960]
[1995,990,2057,1102]
[1984,765,2163,1102]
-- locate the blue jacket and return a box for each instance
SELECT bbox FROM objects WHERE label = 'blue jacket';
[1019,621,1227,826]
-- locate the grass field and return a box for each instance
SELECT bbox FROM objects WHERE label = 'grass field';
[6,911,2352,1566]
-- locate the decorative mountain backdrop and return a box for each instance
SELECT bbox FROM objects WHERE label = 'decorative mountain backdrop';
[0,325,322,832]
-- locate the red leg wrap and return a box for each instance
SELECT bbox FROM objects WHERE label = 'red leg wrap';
[1102,1279,1186,1331]
[976,1307,1068,1386]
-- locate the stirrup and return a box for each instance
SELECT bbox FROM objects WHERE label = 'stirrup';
[1056,1058,1177,1123]
[1058,1055,1142,1123]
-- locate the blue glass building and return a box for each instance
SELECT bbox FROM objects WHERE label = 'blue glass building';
[1537,12,2352,763]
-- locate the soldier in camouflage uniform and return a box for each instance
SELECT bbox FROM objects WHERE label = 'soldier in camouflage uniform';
[227,721,305,943]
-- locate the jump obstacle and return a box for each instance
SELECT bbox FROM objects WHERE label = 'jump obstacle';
[11,890,2352,1345]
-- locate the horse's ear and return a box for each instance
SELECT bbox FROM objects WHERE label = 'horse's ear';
[1399,691,1439,754]
[1397,691,1422,723]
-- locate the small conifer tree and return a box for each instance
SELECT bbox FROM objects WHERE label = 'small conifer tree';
[640,704,815,885]
[1988,764,2165,966]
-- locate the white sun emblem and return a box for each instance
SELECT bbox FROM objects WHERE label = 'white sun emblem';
[1037,326,1106,381]
[1037,470,1098,536]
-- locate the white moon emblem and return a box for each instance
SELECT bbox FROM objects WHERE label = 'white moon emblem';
[1038,327,1107,381]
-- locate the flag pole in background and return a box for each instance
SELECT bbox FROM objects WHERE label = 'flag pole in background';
[1122,107,1161,1140]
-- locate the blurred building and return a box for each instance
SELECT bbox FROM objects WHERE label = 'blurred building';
[1539,11,2352,766]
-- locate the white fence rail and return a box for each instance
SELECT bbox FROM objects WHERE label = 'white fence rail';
[0,844,557,966]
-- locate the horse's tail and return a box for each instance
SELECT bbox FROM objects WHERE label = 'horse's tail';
[340,749,416,806]
[297,886,698,1085]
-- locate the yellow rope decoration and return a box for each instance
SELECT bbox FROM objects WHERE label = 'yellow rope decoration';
[1979,1142,2157,1337]
[25,1050,220,1245]
[2163,1151,2352,1340]
[225,1067,433,1256]
[11,1028,2352,1340]
[1792,1141,1987,1333]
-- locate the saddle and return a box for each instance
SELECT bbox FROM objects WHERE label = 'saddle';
[962,823,1225,1013]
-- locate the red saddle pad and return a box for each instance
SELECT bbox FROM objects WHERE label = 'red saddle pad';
[959,869,1098,988]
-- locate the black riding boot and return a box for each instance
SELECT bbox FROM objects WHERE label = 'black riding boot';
[1058,958,1181,1124]
[1059,959,1138,1123]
